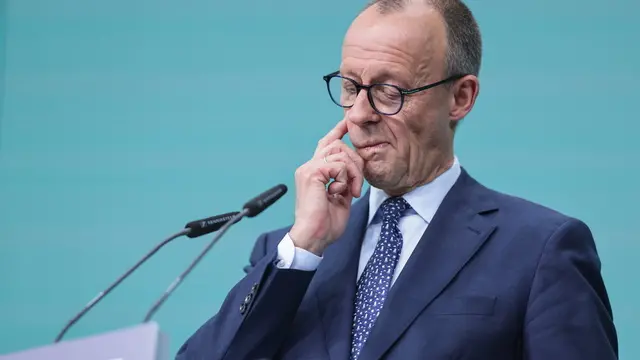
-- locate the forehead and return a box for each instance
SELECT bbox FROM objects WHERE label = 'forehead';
[340,6,447,83]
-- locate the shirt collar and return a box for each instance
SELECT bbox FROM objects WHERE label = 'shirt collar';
[367,156,462,225]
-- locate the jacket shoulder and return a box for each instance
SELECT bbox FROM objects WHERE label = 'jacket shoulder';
[480,182,588,237]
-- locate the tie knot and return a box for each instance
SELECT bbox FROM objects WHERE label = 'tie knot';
[380,196,409,222]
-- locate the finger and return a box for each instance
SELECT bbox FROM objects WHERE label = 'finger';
[328,181,348,196]
[324,152,363,198]
[322,141,364,197]
[328,192,351,209]
[315,119,348,155]
[310,160,347,184]
[318,161,349,195]
[324,139,365,172]
[329,161,349,189]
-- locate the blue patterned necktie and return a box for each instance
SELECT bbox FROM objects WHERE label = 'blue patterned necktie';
[350,196,410,360]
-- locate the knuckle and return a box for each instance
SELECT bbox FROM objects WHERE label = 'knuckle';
[335,152,348,161]
[295,162,313,177]
[326,139,343,151]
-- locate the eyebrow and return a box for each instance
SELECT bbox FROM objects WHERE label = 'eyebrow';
[340,68,413,88]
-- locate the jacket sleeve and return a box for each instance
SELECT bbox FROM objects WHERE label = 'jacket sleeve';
[175,231,316,360]
[523,218,618,359]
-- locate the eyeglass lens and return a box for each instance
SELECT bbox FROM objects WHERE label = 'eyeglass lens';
[327,76,402,115]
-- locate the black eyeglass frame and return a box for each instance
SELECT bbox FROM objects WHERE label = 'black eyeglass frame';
[322,70,466,115]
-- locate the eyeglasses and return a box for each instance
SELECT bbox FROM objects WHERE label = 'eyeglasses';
[322,71,465,115]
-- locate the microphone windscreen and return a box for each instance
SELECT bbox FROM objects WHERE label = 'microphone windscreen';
[184,211,241,238]
[243,184,288,217]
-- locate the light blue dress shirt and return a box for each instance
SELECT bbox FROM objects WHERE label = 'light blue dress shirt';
[276,156,461,286]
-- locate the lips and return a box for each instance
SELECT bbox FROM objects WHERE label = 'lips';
[354,142,389,158]
[355,142,388,150]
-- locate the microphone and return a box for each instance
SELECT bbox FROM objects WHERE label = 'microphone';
[243,183,288,217]
[185,211,241,238]
[142,184,288,322]
[54,211,239,343]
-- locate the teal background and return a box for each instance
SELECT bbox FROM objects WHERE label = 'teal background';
[0,0,638,358]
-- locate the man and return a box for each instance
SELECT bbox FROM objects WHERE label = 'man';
[176,0,618,359]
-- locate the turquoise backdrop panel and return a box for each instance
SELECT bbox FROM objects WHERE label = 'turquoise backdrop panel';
[0,0,638,358]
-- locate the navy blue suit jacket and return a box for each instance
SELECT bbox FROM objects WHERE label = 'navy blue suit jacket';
[176,169,618,360]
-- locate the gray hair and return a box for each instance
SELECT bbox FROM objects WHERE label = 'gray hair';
[364,0,482,78]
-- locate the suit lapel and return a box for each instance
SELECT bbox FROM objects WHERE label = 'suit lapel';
[358,169,499,360]
[314,193,370,360]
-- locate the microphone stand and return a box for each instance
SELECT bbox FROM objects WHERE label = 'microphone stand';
[143,209,249,322]
[54,228,190,342]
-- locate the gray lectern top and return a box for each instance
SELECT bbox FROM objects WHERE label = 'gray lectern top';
[0,321,169,360]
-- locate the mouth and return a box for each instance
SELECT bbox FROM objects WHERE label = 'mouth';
[355,142,389,155]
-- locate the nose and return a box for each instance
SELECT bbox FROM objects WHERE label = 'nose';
[346,88,381,126]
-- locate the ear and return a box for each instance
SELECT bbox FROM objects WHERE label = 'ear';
[449,75,480,123]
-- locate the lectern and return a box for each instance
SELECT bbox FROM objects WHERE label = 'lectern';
[0,322,169,360]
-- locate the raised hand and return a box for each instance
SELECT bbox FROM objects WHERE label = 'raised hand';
[289,119,365,256]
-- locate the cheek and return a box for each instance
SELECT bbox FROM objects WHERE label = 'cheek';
[403,98,447,139]
[385,117,411,150]
[396,113,431,147]
[380,119,414,167]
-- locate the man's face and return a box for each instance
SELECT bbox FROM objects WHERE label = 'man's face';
[340,6,455,193]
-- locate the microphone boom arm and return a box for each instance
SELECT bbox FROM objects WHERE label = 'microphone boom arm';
[143,208,249,322]
[54,228,191,342]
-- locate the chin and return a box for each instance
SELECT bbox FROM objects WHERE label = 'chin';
[363,161,400,190]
